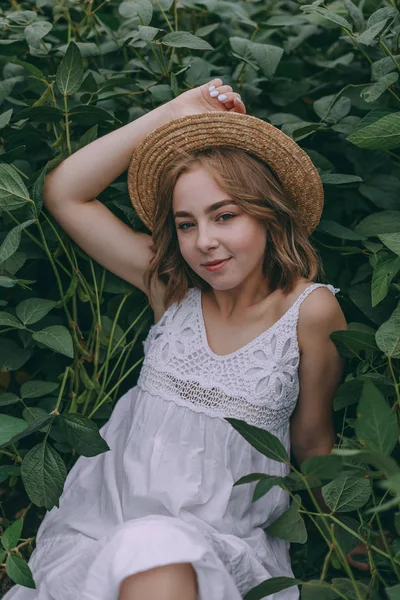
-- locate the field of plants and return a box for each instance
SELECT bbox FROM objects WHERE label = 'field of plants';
[1,0,400,598]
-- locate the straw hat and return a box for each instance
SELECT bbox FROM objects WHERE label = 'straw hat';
[127,112,324,237]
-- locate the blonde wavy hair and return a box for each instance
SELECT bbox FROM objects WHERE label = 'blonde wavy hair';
[144,147,324,310]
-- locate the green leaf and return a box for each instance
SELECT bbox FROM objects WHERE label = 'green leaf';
[1,518,23,551]
[361,73,399,103]
[300,6,353,31]
[24,21,52,55]
[16,298,56,325]
[301,455,343,480]
[226,419,289,463]
[0,311,24,329]
[0,220,36,263]
[248,42,284,79]
[32,167,45,212]
[21,442,67,509]
[322,475,371,512]
[33,325,74,358]
[162,32,213,51]
[357,19,392,46]
[379,233,400,256]
[60,414,110,457]
[11,58,45,80]
[0,415,27,446]
[0,393,20,407]
[314,95,351,124]
[371,252,400,306]
[319,174,362,186]
[331,329,378,358]
[266,495,307,543]
[69,105,119,126]
[355,211,400,237]
[376,302,400,357]
[332,449,400,477]
[316,219,365,240]
[243,577,301,600]
[356,380,397,455]
[119,0,153,25]
[234,473,268,486]
[372,55,400,81]
[5,554,35,589]
[302,580,340,599]
[253,476,285,501]
[0,108,13,130]
[4,414,54,447]
[386,584,400,600]
[56,41,84,95]
[0,164,31,211]
[0,465,20,483]
[347,113,400,150]
[0,339,31,372]
[20,380,59,398]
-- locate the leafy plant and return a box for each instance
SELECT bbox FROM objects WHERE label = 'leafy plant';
[1,0,400,597]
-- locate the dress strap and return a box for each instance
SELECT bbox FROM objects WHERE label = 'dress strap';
[291,283,340,312]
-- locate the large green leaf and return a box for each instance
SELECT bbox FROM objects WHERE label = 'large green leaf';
[252,476,285,502]
[33,325,74,358]
[300,6,353,30]
[386,584,400,600]
[356,380,397,455]
[21,442,67,509]
[0,311,24,329]
[0,220,36,263]
[248,42,284,79]
[379,233,400,256]
[0,164,31,211]
[226,419,289,463]
[371,252,400,306]
[60,414,110,457]
[6,554,35,589]
[332,449,400,476]
[0,415,27,446]
[375,302,400,357]
[243,577,301,600]
[20,380,59,398]
[302,581,339,599]
[162,31,213,51]
[301,455,343,480]
[16,298,56,325]
[266,495,307,543]
[56,41,83,95]
[331,329,378,357]
[322,475,371,512]
[347,113,400,150]
[1,518,23,551]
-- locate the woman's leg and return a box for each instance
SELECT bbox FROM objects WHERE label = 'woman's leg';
[118,562,198,600]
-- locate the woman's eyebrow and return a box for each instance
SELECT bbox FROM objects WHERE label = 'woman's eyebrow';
[174,199,237,219]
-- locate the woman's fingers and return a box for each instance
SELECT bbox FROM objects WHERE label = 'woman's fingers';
[201,79,246,114]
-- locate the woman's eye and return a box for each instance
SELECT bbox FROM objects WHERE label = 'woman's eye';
[177,214,235,231]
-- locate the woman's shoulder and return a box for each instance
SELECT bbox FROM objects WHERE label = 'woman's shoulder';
[296,279,347,336]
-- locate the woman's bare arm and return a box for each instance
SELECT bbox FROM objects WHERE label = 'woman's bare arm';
[43,79,245,297]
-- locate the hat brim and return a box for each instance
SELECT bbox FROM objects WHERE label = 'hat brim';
[127,112,323,236]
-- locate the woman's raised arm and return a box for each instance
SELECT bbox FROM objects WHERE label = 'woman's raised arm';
[43,79,245,299]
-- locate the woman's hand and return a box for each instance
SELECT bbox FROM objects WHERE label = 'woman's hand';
[168,78,246,120]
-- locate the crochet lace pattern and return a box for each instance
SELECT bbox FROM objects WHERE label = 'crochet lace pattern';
[138,284,339,432]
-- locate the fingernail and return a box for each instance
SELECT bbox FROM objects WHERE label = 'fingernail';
[236,97,243,103]
[208,85,216,91]
[218,94,227,101]
[210,90,219,97]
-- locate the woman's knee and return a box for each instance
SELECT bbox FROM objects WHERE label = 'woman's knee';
[118,562,198,600]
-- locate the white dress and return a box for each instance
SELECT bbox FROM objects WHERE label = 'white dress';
[4,283,339,600]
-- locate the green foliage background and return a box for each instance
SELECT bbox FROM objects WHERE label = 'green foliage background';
[1,0,400,598]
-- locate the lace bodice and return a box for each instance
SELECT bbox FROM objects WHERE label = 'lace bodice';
[138,283,339,432]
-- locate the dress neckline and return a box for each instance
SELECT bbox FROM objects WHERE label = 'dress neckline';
[195,284,320,360]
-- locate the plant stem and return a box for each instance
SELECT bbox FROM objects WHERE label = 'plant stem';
[88,356,144,418]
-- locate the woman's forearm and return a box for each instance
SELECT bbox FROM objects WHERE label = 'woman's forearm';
[43,102,174,207]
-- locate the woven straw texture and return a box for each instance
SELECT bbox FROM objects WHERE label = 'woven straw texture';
[127,112,324,236]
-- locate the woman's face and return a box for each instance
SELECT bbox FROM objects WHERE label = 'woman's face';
[172,165,267,290]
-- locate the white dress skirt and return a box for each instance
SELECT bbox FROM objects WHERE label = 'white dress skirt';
[4,283,339,600]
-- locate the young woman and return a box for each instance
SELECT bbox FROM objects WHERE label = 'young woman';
[5,79,347,600]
